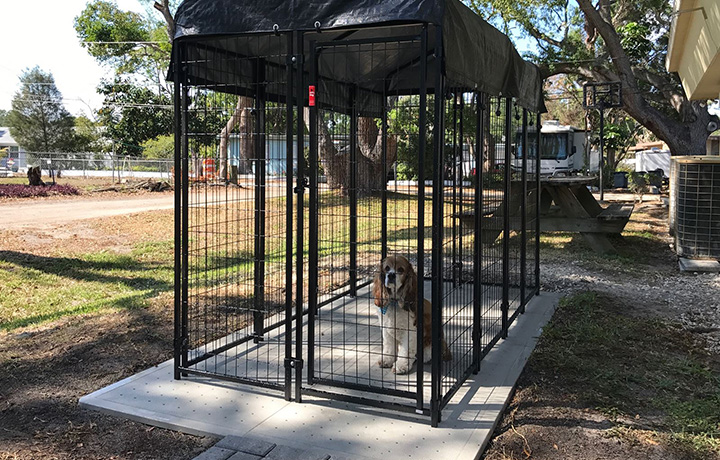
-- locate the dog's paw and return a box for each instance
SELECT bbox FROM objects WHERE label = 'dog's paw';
[393,359,412,374]
[378,358,394,368]
[422,345,432,364]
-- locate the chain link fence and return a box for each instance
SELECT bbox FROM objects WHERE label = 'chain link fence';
[23,152,173,180]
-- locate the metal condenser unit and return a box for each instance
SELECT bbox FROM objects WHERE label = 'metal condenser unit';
[670,156,720,259]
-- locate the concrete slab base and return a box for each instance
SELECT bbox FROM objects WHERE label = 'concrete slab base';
[80,292,560,460]
[679,257,720,272]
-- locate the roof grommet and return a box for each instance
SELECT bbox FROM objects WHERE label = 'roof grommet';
[314,21,321,32]
[273,24,280,35]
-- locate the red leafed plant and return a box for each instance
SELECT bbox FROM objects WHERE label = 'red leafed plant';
[0,184,80,198]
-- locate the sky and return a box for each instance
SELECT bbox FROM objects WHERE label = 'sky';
[0,0,149,119]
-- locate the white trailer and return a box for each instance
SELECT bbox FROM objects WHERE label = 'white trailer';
[635,149,671,177]
[502,120,596,175]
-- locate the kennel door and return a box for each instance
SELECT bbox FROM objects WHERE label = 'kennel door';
[301,32,432,413]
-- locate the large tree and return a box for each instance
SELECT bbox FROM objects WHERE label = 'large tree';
[470,0,718,156]
[75,1,174,155]
[7,67,77,153]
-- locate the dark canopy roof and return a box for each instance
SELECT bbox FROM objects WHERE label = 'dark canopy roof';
[170,0,545,113]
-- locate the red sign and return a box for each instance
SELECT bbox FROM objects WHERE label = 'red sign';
[309,85,316,107]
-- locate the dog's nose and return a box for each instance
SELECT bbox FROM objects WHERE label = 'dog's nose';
[386,272,396,283]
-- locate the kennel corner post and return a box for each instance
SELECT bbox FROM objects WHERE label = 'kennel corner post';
[519,108,527,313]
[415,24,429,414]
[173,41,187,380]
[430,25,445,428]
[253,57,268,344]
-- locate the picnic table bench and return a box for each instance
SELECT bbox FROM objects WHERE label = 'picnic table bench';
[456,176,634,254]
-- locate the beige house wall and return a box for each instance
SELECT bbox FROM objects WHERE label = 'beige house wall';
[666,0,720,100]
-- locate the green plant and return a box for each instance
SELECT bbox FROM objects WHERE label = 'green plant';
[628,171,649,201]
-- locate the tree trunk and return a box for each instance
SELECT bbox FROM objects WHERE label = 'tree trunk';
[218,96,253,181]
[483,114,496,172]
[356,117,397,196]
[27,166,45,186]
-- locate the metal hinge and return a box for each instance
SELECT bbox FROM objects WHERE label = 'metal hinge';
[294,177,309,194]
[284,357,304,370]
[174,336,189,349]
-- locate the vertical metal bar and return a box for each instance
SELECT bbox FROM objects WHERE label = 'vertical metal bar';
[381,84,389,261]
[472,91,484,374]
[284,32,294,401]
[415,26,428,413]
[307,41,318,386]
[535,113,541,295]
[501,98,511,339]
[294,30,305,403]
[458,93,464,284]
[172,42,183,380]
[599,107,605,201]
[349,84,358,297]
[519,109,527,313]
[451,92,458,287]
[253,58,267,343]
[181,72,190,372]
[430,27,444,427]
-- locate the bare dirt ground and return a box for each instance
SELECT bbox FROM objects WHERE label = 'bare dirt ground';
[0,205,214,459]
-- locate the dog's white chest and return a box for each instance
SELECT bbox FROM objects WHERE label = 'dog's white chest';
[376,302,413,332]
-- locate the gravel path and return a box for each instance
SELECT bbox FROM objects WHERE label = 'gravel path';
[541,257,720,354]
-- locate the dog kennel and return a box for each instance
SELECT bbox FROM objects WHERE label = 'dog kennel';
[171,0,545,426]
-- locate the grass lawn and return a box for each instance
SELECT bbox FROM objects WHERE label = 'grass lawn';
[0,240,174,330]
[528,291,720,457]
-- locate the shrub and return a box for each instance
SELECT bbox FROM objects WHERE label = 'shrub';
[0,184,80,198]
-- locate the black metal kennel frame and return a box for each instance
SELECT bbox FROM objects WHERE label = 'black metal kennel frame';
[171,0,545,426]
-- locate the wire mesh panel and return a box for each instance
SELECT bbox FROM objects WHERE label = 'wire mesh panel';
[479,95,507,354]
[175,34,294,392]
[306,35,431,408]
[436,88,481,407]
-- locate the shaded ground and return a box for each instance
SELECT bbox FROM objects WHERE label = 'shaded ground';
[0,210,214,459]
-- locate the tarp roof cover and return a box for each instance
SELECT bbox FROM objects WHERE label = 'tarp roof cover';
[171,0,545,113]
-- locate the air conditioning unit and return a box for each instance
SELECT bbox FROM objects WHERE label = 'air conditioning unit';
[670,156,720,259]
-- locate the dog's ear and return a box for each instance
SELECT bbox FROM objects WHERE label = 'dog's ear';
[372,269,386,307]
[402,262,418,315]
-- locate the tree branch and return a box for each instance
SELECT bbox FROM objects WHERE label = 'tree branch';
[153,1,175,41]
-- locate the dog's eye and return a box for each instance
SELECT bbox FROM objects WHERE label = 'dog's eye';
[384,266,390,272]
[397,268,404,274]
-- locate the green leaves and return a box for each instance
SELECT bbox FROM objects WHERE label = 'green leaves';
[74,1,151,68]
[7,67,77,153]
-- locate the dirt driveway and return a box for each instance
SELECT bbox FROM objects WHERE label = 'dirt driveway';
[0,194,175,230]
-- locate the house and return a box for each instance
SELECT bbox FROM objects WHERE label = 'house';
[666,0,720,100]
[666,0,720,155]
[0,127,27,172]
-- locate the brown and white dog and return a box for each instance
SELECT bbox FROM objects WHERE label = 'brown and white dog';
[372,255,452,374]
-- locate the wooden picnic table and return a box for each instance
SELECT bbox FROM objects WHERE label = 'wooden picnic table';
[456,175,634,254]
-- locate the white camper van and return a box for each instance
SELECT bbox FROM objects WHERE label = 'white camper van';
[508,120,594,175]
